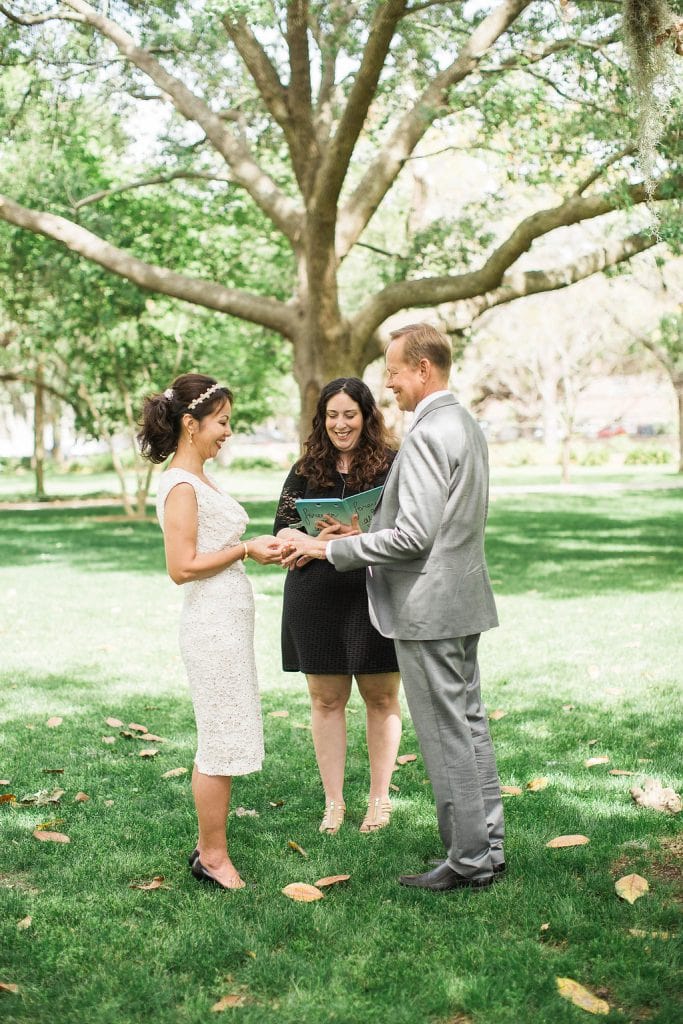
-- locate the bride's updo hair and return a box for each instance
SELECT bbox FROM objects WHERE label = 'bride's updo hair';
[138,373,233,464]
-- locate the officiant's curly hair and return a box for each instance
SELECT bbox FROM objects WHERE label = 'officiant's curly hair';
[296,378,396,492]
[138,373,233,463]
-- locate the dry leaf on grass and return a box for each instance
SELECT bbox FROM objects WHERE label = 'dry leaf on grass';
[42,768,64,774]
[609,769,634,776]
[46,717,63,728]
[269,800,285,808]
[314,874,350,887]
[546,834,590,848]
[615,873,649,904]
[16,916,32,930]
[630,778,682,814]
[21,789,64,805]
[0,983,19,994]
[128,723,148,733]
[526,777,549,792]
[584,756,610,768]
[211,994,246,1011]
[587,738,599,747]
[556,977,609,1015]
[73,792,89,803]
[540,922,550,932]
[139,749,159,758]
[489,709,507,720]
[562,704,575,712]
[282,882,324,902]
[389,783,400,793]
[162,767,188,779]
[501,786,522,796]
[628,928,671,939]
[0,794,16,804]
[32,829,70,844]
[102,736,116,745]
[287,840,308,858]
[129,875,165,891]
[140,734,164,742]
[234,807,259,818]
[268,710,289,718]
[0,780,10,786]
[396,753,417,765]
[105,717,123,728]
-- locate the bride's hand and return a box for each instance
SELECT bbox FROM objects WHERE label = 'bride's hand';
[246,535,286,565]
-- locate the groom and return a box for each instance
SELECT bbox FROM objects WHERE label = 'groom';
[283,322,504,890]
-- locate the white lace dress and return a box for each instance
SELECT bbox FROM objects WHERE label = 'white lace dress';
[156,468,264,776]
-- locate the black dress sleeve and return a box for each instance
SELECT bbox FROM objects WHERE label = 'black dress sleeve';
[273,464,308,534]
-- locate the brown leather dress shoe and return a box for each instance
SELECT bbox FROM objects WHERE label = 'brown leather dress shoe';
[399,860,494,891]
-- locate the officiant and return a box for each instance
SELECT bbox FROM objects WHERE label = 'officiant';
[273,378,401,835]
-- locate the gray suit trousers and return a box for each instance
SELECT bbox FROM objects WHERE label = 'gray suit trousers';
[394,633,504,878]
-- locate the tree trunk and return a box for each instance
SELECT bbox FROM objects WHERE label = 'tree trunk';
[676,374,683,474]
[48,397,66,468]
[293,317,358,444]
[33,362,46,499]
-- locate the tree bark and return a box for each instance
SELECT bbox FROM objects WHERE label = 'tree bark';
[33,361,46,499]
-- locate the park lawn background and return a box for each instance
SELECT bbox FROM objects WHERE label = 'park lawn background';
[0,477,681,1024]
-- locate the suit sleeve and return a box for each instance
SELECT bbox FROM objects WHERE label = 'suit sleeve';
[329,424,454,571]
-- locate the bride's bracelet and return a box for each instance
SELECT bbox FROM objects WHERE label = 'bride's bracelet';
[242,542,250,561]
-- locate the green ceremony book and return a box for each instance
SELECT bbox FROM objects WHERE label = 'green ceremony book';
[295,485,384,536]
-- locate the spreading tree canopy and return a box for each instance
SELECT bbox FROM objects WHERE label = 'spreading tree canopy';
[0,0,681,430]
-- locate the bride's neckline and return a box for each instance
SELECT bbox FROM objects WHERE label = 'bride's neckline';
[166,466,222,495]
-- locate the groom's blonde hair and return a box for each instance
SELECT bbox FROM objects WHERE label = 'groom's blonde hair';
[389,323,452,377]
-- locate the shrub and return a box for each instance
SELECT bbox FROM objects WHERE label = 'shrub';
[578,446,611,467]
[624,446,674,465]
[229,455,279,471]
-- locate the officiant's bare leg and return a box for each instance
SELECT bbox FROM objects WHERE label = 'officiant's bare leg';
[357,672,401,829]
[307,674,352,818]
[192,767,245,888]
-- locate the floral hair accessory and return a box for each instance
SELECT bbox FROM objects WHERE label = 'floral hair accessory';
[163,388,174,400]
[187,382,221,411]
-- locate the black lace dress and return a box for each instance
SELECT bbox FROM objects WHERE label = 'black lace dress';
[273,455,399,675]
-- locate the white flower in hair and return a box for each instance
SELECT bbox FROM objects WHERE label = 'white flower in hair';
[187,382,221,411]
[164,388,174,400]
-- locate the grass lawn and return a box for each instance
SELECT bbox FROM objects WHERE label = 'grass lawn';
[0,481,681,1024]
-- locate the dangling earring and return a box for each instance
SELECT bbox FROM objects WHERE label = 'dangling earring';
[188,432,194,446]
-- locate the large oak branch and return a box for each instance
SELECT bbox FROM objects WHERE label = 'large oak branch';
[0,194,297,338]
[351,179,678,343]
[337,0,533,256]
[61,0,302,241]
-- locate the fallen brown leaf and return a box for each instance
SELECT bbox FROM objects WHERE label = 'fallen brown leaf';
[526,777,549,792]
[140,733,164,742]
[268,710,289,718]
[139,749,159,758]
[540,922,550,932]
[269,800,285,807]
[0,780,10,786]
[628,928,671,940]
[389,783,400,793]
[32,829,70,844]
[489,709,507,720]
[396,753,417,765]
[74,792,89,803]
[609,769,634,777]
[501,786,523,796]
[562,704,575,712]
[128,723,148,733]
[105,717,123,728]
[20,788,64,805]
[0,983,19,994]
[584,756,610,768]
[281,882,324,902]
[0,794,16,804]
[16,916,31,931]
[102,736,116,744]
[46,717,63,728]
[630,778,682,814]
[287,840,308,858]
[104,800,114,806]
[162,767,188,779]
[234,807,259,818]
[129,875,165,891]
[546,834,590,848]
[211,994,246,1010]
[314,874,350,887]
[587,738,599,747]
[615,873,649,904]
[556,977,609,1015]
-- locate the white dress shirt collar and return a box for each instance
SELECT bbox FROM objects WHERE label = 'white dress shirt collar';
[412,389,452,421]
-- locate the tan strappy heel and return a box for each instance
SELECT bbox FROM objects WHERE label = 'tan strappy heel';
[319,800,345,835]
[360,796,392,833]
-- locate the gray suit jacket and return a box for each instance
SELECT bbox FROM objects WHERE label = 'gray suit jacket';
[329,394,498,641]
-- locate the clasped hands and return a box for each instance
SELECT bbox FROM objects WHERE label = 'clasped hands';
[280,514,361,569]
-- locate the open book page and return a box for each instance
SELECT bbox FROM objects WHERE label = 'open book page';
[295,485,383,536]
